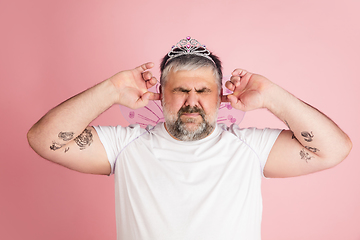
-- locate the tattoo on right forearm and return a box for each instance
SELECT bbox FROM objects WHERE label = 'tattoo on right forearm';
[58,132,74,141]
[50,141,65,151]
[74,128,93,150]
[50,128,93,152]
[50,131,74,151]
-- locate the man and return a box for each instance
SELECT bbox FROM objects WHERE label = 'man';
[27,37,352,239]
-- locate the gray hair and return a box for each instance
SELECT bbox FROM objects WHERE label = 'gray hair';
[160,54,223,94]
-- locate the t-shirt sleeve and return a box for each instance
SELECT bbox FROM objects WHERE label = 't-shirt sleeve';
[93,124,144,175]
[230,125,282,177]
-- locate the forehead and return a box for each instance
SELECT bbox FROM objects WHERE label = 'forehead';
[165,67,218,89]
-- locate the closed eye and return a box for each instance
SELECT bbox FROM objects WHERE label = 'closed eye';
[172,87,212,94]
[195,88,211,93]
[173,87,191,93]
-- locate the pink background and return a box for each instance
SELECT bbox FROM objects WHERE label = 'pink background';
[1,0,359,239]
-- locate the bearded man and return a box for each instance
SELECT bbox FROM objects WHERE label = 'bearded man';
[28,37,352,240]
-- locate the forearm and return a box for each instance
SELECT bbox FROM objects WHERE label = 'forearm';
[27,79,118,157]
[265,84,352,162]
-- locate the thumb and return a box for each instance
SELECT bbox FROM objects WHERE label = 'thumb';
[148,92,161,101]
[133,92,155,108]
[143,92,161,102]
[227,94,245,111]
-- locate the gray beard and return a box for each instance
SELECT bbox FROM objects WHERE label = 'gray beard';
[165,106,215,141]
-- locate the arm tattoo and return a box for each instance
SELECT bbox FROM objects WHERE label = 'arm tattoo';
[50,142,65,151]
[58,132,74,141]
[50,131,74,151]
[301,131,314,142]
[285,121,318,160]
[300,148,313,162]
[74,128,93,150]
[305,146,320,153]
[284,120,298,140]
[284,120,291,130]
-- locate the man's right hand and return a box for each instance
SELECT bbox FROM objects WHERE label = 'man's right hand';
[108,62,161,109]
[28,62,161,175]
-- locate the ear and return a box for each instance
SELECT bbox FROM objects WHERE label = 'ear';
[220,87,229,103]
[219,87,223,99]
[159,85,163,101]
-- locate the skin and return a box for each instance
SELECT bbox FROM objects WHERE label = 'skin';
[224,69,352,177]
[27,63,159,175]
[27,62,352,177]
[162,67,220,138]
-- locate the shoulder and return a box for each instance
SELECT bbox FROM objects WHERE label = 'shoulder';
[219,124,282,144]
[93,124,156,143]
[94,123,151,134]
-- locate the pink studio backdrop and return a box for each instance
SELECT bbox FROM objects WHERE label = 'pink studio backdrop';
[1,0,359,239]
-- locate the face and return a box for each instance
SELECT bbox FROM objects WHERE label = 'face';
[162,67,221,141]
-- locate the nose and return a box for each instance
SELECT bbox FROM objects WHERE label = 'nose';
[184,91,199,107]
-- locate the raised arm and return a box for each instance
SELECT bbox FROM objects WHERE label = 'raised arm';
[27,62,159,175]
[223,69,352,178]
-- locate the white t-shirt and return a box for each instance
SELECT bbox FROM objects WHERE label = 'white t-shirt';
[94,123,281,240]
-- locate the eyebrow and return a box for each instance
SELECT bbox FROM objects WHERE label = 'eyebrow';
[173,87,190,93]
[172,87,211,93]
[195,87,211,93]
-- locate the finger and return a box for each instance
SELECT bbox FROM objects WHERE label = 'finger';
[145,77,159,89]
[227,94,245,111]
[225,81,235,91]
[230,75,241,87]
[135,92,161,108]
[148,92,161,101]
[134,62,154,74]
[133,92,151,109]
[232,68,248,77]
[225,74,243,92]
[142,71,153,81]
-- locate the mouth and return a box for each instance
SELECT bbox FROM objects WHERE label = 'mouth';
[181,113,201,117]
[178,106,205,118]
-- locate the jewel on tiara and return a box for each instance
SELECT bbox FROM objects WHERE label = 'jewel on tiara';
[166,36,215,65]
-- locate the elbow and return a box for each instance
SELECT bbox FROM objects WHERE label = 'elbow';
[342,135,353,160]
[27,126,40,152]
[326,136,353,169]
[27,127,37,151]
[27,127,34,148]
[27,126,48,160]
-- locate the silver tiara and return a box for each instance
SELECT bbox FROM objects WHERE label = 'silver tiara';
[166,36,215,65]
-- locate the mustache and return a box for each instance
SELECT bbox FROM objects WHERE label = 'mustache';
[177,106,205,117]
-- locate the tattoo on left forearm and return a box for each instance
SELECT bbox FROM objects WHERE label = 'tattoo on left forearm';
[284,120,298,140]
[300,148,313,162]
[301,131,314,142]
[74,128,93,150]
[284,120,291,130]
[305,146,320,153]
